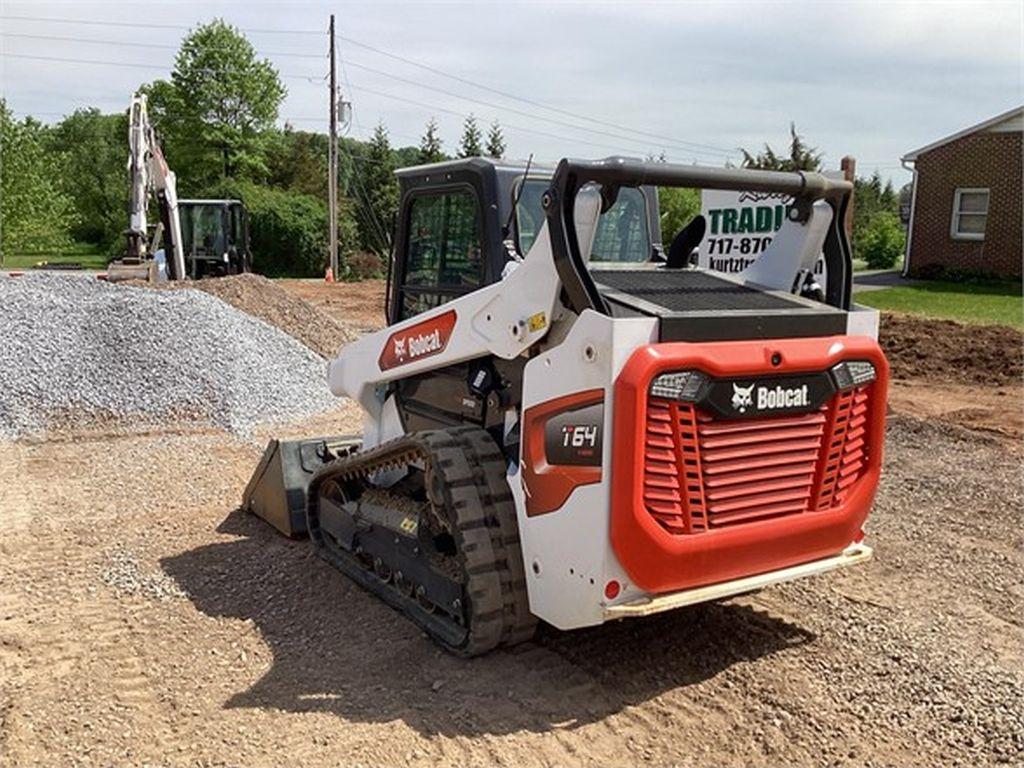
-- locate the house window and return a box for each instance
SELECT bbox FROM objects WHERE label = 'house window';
[951,188,989,240]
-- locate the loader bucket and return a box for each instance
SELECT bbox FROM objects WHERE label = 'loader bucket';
[242,435,360,537]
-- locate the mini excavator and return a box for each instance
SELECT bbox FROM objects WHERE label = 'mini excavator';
[107,92,252,282]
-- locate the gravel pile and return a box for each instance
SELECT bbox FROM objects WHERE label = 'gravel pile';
[144,273,359,358]
[0,274,338,439]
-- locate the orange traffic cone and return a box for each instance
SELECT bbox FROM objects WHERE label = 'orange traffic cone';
[325,266,334,283]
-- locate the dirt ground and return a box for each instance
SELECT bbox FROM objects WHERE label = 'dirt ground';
[879,313,1024,441]
[277,279,388,335]
[1,280,1022,767]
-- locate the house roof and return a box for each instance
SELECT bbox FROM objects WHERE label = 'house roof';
[902,105,1023,162]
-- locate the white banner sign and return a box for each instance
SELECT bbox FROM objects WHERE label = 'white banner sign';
[697,189,827,279]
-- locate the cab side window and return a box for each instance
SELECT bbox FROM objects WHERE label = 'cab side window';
[399,190,483,319]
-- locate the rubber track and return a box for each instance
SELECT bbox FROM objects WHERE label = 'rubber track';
[452,427,538,646]
[306,427,535,657]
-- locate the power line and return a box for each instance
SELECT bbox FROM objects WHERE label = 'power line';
[343,58,733,161]
[0,52,326,81]
[1,12,737,157]
[0,31,325,59]
[0,14,322,35]
[7,73,698,163]
[346,164,393,254]
[336,33,737,157]
[3,26,730,166]
[336,38,699,161]
[346,82,696,162]
[11,108,326,124]
[334,44,395,254]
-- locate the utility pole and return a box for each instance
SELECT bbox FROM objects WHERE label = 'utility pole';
[328,14,339,279]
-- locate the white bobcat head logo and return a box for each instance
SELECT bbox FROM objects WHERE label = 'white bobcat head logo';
[732,383,755,413]
[393,337,407,360]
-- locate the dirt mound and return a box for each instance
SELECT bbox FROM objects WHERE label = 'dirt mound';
[879,313,1022,386]
[138,274,358,358]
[189,274,359,357]
[278,278,388,333]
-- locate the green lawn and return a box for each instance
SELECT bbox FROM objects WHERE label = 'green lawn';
[1,242,110,271]
[852,254,904,274]
[855,280,1023,328]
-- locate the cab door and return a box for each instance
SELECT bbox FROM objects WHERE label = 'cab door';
[394,186,486,321]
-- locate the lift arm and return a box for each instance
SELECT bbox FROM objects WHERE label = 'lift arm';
[126,93,186,280]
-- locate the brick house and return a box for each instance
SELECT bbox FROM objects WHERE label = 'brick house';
[902,105,1022,279]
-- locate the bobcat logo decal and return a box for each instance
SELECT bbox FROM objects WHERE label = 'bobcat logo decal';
[731,382,755,413]
[378,309,457,371]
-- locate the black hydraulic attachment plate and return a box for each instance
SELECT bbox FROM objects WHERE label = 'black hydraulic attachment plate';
[242,435,360,537]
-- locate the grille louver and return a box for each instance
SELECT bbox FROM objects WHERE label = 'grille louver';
[641,385,871,535]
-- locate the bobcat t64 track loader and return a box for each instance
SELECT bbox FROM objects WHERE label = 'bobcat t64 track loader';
[244,156,888,656]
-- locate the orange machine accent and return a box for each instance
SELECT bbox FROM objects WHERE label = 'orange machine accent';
[612,336,889,594]
[521,389,604,517]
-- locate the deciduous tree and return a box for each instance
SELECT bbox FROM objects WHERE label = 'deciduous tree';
[47,108,126,253]
[860,211,905,269]
[658,187,702,246]
[146,19,286,190]
[0,100,78,260]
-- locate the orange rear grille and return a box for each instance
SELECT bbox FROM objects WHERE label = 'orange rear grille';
[641,386,871,535]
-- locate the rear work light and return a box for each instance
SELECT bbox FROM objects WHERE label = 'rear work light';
[649,370,707,401]
[831,360,876,390]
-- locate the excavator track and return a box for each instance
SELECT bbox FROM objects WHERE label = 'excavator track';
[306,426,536,656]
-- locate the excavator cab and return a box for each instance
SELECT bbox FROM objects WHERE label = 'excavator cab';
[179,199,252,278]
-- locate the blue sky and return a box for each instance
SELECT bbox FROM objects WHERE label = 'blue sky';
[1,0,1021,186]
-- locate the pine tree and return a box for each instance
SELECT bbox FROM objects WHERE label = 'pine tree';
[785,122,822,172]
[355,122,398,256]
[459,114,483,158]
[418,118,444,164]
[485,119,506,159]
[741,122,822,172]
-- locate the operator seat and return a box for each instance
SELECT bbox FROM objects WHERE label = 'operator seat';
[666,215,706,269]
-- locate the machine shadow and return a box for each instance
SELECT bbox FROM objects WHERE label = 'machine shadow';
[162,506,816,738]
